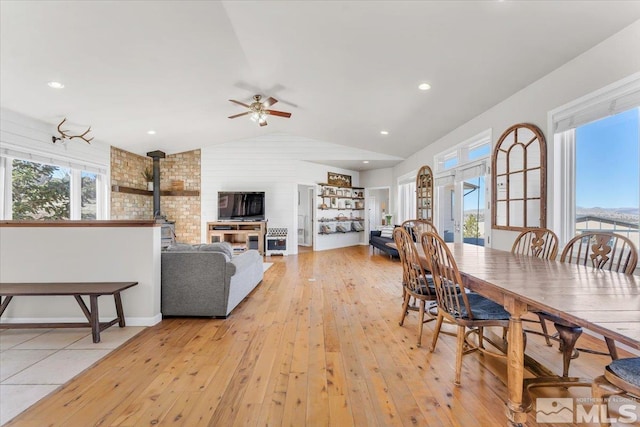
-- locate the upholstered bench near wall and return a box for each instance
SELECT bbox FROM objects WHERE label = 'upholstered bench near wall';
[369,228,399,258]
[161,242,263,317]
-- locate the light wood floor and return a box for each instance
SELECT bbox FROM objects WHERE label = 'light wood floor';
[7,246,637,426]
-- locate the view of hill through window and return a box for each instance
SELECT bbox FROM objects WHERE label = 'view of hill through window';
[575,107,640,246]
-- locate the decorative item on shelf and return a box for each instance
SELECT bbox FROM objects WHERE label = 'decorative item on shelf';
[320,203,328,209]
[345,199,352,208]
[327,172,352,187]
[336,213,349,221]
[51,118,93,144]
[335,224,348,233]
[320,224,332,234]
[385,214,393,226]
[142,166,154,191]
[331,197,338,208]
[352,222,364,232]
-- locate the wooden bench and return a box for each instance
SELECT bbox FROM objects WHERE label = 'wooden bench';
[0,282,138,343]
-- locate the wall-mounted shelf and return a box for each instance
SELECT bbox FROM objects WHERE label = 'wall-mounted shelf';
[111,185,200,197]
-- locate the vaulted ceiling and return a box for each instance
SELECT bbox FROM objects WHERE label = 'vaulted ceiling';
[2,1,639,170]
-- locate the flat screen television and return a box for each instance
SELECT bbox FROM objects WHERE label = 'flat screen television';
[218,191,265,221]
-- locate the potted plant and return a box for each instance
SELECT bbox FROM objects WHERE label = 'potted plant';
[142,166,154,191]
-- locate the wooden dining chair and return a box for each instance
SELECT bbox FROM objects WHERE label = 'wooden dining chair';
[511,228,559,260]
[551,232,638,377]
[592,357,640,427]
[420,231,511,386]
[401,219,439,242]
[393,227,437,347]
[511,228,560,346]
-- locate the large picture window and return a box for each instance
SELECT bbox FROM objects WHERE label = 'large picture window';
[1,156,106,220]
[574,108,639,249]
[551,73,640,252]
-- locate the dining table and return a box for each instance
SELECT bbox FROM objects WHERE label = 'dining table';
[409,242,640,424]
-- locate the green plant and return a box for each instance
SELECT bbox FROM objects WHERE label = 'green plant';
[142,166,154,182]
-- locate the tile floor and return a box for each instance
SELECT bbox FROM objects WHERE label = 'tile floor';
[0,326,145,425]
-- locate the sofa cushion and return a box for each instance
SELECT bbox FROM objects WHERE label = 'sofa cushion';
[197,242,233,259]
[165,243,197,251]
[380,228,393,239]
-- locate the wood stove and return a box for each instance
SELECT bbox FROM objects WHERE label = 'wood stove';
[147,150,176,248]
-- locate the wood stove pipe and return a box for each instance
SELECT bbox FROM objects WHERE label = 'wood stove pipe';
[146,150,166,219]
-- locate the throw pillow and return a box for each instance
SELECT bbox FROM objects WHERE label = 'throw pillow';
[197,242,234,258]
[380,228,393,239]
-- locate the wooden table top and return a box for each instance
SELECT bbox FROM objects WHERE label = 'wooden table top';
[0,282,139,296]
[415,243,640,350]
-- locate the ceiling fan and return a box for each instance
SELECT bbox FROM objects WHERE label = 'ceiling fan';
[228,95,292,127]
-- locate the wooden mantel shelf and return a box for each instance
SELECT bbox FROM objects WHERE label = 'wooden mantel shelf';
[111,185,200,197]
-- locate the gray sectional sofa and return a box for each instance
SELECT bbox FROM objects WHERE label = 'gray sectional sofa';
[161,242,264,317]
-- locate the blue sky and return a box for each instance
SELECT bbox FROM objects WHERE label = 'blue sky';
[576,107,639,209]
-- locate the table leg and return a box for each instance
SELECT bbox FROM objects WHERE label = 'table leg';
[114,292,126,327]
[504,296,529,425]
[90,295,100,343]
[0,296,13,316]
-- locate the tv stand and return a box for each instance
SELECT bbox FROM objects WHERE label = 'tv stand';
[206,221,267,255]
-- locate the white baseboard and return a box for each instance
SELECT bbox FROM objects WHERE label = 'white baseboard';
[0,313,162,327]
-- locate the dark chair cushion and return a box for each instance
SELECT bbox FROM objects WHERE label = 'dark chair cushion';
[459,293,510,320]
[414,276,436,296]
[608,357,640,387]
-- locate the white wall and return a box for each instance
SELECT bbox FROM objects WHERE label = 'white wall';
[0,225,162,326]
[201,134,379,253]
[375,20,640,251]
[0,109,111,171]
[361,167,393,190]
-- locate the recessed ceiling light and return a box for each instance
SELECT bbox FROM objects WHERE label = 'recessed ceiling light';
[147,130,156,135]
[418,83,431,91]
[380,130,389,135]
[363,160,369,164]
[47,81,64,89]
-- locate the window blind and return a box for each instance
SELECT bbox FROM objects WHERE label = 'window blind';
[552,72,640,133]
[0,146,108,175]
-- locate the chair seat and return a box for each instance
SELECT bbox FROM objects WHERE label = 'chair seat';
[459,293,510,321]
[413,276,435,296]
[607,357,640,387]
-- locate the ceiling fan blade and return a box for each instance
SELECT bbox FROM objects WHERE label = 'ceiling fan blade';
[260,120,268,127]
[262,97,278,108]
[229,99,251,108]
[228,111,250,119]
[265,109,291,118]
